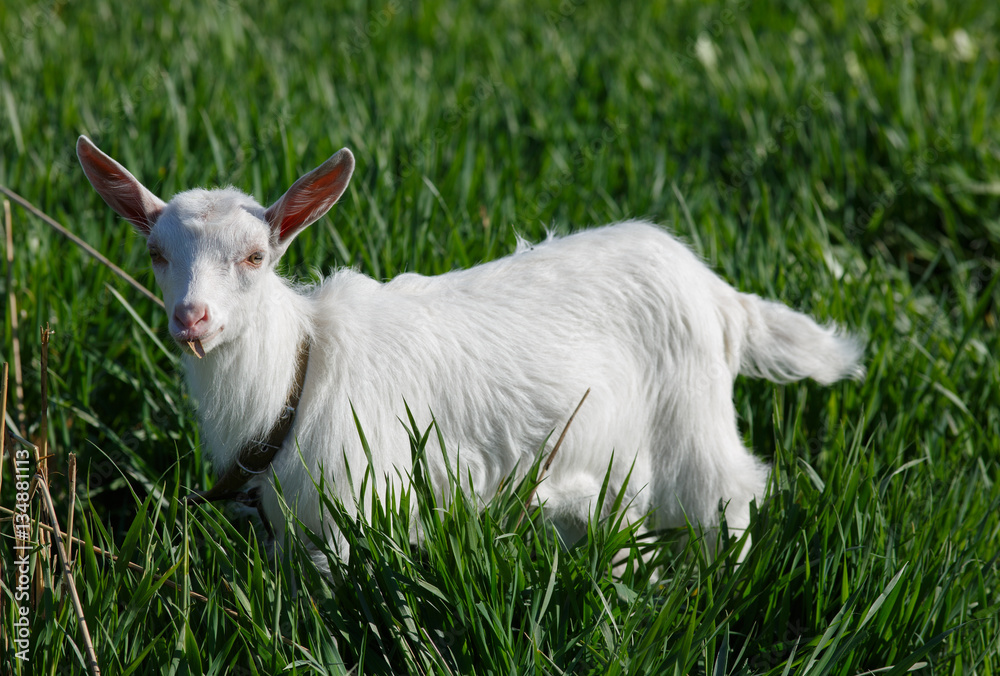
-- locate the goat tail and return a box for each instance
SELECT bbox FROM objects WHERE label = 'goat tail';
[734,294,865,385]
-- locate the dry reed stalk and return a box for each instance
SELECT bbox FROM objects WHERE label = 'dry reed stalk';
[39,326,51,479]
[35,475,102,675]
[515,388,591,530]
[36,326,53,603]
[0,185,164,308]
[67,453,77,562]
[1,363,6,496]
[0,363,7,654]
[3,199,25,432]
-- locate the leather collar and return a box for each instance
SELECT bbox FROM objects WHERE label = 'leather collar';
[185,340,311,505]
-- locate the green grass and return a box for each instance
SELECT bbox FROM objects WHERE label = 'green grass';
[1,0,998,673]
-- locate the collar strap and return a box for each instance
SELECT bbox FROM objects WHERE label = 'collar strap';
[185,340,311,505]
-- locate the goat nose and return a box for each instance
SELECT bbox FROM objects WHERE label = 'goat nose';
[174,302,210,330]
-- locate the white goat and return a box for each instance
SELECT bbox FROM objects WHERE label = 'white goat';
[77,136,863,565]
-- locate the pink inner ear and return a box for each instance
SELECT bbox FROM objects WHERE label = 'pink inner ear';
[278,169,349,240]
[78,138,164,235]
[265,149,354,244]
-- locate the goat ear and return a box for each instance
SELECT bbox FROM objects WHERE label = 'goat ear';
[264,148,354,246]
[76,136,166,236]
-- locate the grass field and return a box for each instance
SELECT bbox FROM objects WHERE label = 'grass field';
[1,0,999,673]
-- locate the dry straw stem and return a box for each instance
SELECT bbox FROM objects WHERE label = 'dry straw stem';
[420,624,456,676]
[3,199,25,433]
[39,326,51,480]
[34,475,102,676]
[6,427,39,460]
[1,363,6,653]
[37,326,53,600]
[67,453,77,561]
[0,185,164,308]
[541,388,591,476]
[1,363,7,497]
[516,388,591,530]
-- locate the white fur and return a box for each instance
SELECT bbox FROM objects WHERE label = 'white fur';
[78,137,864,565]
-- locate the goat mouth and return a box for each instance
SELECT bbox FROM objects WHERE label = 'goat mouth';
[173,326,224,354]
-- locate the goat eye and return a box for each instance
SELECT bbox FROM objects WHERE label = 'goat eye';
[149,248,166,265]
[247,251,265,266]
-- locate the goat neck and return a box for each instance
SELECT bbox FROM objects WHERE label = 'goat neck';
[184,276,314,474]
